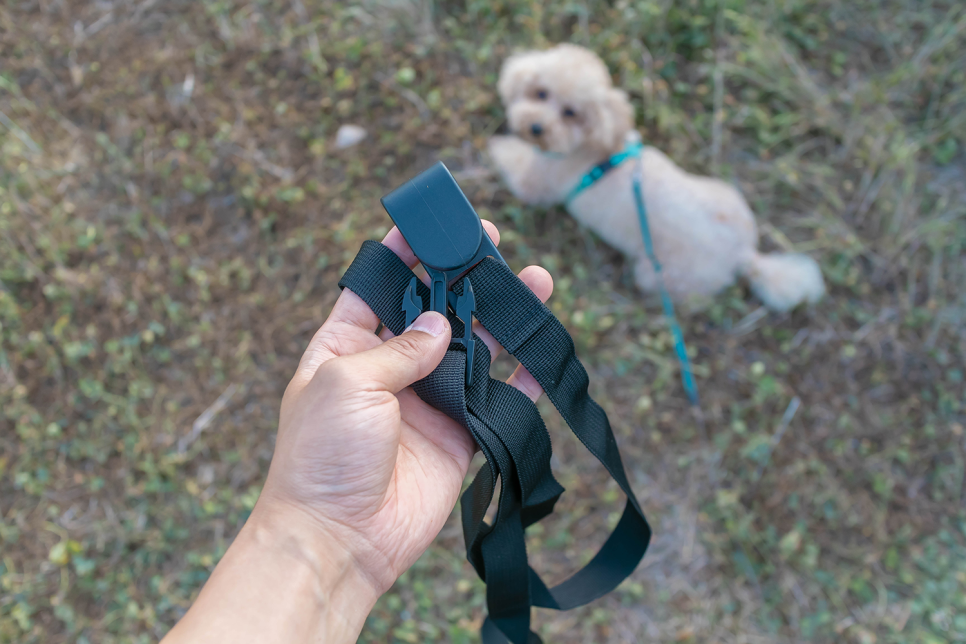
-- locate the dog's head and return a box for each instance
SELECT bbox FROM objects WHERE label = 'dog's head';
[497,44,634,156]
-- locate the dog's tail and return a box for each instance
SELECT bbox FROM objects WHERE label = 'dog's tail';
[740,252,825,312]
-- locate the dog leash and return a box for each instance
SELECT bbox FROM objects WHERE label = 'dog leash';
[565,142,699,406]
[339,162,651,644]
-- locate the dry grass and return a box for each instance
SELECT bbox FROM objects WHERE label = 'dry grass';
[1,1,964,643]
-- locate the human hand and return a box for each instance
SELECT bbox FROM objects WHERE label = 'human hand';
[258,221,552,596]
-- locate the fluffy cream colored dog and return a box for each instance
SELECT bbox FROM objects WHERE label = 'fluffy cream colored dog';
[488,44,825,312]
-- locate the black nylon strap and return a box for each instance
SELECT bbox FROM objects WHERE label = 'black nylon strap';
[343,242,562,640]
[339,241,650,644]
[463,258,651,616]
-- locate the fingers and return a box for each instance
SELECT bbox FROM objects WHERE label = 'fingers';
[515,265,554,302]
[290,227,424,396]
[317,222,501,346]
[294,225,438,381]
[377,263,553,406]
[292,222,502,398]
[296,218,549,406]
[376,264,552,352]
[481,220,501,248]
[506,363,544,403]
[319,226,428,338]
[384,220,500,273]
[380,226,420,268]
[335,312,452,394]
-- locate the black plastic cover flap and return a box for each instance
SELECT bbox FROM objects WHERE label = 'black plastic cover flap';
[380,162,484,273]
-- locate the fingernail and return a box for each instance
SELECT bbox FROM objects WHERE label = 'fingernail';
[407,311,448,337]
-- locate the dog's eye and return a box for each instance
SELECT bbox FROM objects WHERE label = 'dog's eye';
[536,89,548,100]
[562,107,576,118]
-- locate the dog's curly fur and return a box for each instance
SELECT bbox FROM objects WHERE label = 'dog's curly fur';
[488,44,825,312]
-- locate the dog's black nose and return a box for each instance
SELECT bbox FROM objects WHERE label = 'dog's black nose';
[530,123,543,137]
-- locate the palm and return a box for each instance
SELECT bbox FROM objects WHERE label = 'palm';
[375,393,474,573]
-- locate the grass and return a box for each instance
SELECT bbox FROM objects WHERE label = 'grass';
[1,0,964,642]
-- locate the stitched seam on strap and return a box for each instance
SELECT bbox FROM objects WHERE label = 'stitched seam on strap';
[501,307,552,354]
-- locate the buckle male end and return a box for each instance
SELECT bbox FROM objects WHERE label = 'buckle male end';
[381,162,504,386]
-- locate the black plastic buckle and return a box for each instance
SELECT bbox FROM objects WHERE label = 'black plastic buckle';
[381,162,505,386]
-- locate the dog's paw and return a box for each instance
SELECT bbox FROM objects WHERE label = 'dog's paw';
[487,135,533,172]
[486,135,539,199]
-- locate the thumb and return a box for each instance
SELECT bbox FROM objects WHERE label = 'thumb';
[341,312,452,393]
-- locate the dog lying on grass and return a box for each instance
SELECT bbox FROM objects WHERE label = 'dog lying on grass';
[488,44,825,312]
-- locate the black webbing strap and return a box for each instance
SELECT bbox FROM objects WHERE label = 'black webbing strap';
[339,241,651,643]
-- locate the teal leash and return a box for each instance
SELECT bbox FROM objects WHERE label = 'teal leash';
[565,143,699,406]
[630,159,699,405]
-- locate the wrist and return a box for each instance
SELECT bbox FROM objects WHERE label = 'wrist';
[163,497,380,644]
[254,477,402,597]
[242,499,382,640]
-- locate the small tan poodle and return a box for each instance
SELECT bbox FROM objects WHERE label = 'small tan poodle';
[488,44,825,312]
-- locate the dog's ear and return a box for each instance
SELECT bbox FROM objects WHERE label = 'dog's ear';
[588,88,634,153]
[497,52,538,106]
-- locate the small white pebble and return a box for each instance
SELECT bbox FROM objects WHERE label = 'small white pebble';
[334,124,367,149]
[182,73,195,98]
